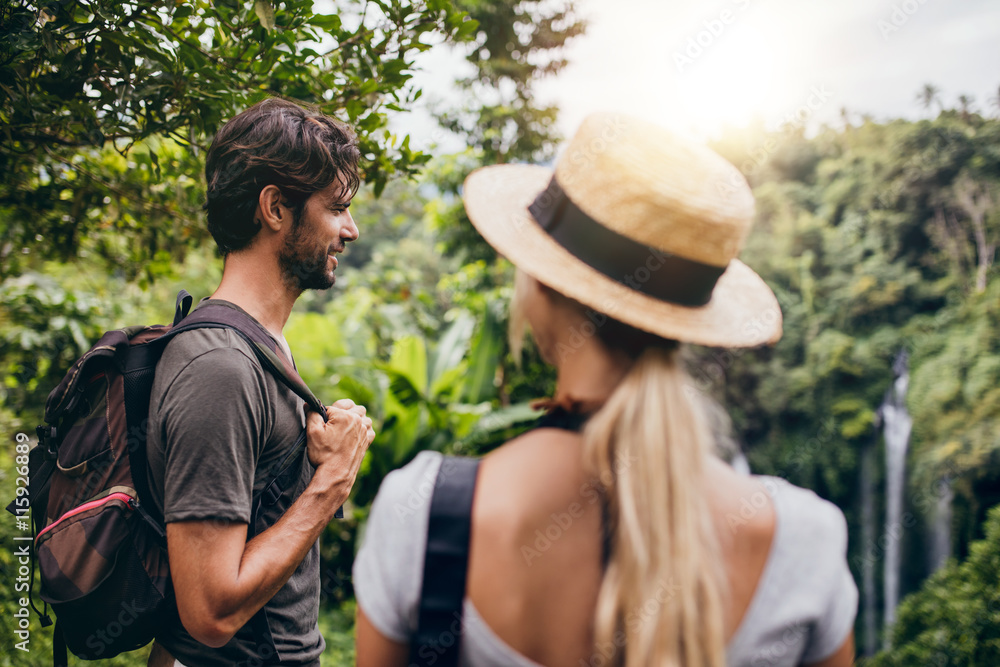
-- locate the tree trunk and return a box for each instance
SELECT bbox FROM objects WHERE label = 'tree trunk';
[953,177,996,294]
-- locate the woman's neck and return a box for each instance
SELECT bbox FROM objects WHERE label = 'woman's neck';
[551,337,633,410]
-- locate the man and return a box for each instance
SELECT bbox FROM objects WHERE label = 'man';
[145,98,375,666]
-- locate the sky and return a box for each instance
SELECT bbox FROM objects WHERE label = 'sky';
[395,0,1000,150]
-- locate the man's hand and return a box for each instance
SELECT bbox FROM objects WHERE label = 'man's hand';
[168,400,375,649]
[306,398,374,489]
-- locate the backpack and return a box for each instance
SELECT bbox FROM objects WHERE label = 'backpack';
[6,291,330,665]
[408,409,592,667]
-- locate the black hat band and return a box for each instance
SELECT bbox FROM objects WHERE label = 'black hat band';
[528,176,727,308]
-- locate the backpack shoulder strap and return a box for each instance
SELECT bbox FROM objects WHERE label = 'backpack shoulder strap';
[168,299,326,417]
[410,456,481,667]
[166,297,341,523]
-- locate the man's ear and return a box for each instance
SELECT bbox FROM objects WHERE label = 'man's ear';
[257,185,288,233]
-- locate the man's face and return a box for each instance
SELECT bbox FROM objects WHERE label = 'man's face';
[278,179,359,291]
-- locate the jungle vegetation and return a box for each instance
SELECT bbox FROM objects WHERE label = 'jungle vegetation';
[1,1,998,664]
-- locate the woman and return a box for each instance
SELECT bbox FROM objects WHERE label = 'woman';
[353,113,857,666]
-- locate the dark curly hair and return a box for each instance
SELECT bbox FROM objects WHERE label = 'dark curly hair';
[204,98,361,254]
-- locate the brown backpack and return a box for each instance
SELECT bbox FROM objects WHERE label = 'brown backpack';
[8,291,327,665]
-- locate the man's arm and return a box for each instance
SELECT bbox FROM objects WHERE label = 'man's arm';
[167,400,373,647]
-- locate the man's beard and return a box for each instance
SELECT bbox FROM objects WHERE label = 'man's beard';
[278,227,336,291]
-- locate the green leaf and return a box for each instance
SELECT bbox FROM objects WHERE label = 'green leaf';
[310,14,342,34]
[334,375,376,409]
[386,371,423,408]
[345,98,364,121]
[148,147,161,181]
[254,0,276,31]
[475,402,544,435]
[429,313,475,392]
[464,307,503,403]
[285,312,347,390]
[455,18,480,41]
[388,335,428,396]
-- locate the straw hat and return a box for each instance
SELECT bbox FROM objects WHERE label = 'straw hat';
[461,112,782,348]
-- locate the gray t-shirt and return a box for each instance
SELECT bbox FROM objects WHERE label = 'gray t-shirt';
[147,302,323,666]
[354,451,858,667]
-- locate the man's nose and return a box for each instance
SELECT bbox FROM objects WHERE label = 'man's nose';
[341,210,360,242]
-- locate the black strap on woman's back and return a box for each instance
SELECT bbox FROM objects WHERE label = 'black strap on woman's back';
[409,407,594,667]
[409,456,482,667]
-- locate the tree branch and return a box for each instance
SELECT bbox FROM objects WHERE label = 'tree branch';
[43,147,202,232]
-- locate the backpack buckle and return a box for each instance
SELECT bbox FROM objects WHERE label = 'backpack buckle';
[36,425,58,458]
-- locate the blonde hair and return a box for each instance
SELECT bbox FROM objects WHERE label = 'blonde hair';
[511,269,727,667]
[508,269,533,366]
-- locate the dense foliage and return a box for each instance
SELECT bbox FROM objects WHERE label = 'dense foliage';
[0,0,476,279]
[714,109,1000,500]
[2,1,999,664]
[865,505,1000,666]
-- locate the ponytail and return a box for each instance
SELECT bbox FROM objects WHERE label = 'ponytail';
[583,346,726,667]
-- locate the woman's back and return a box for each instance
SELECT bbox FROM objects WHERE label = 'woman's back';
[353,428,856,666]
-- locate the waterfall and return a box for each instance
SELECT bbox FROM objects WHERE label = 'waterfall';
[930,478,954,572]
[860,439,878,656]
[881,349,912,647]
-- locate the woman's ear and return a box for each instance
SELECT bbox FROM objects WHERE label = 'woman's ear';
[256,185,287,232]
